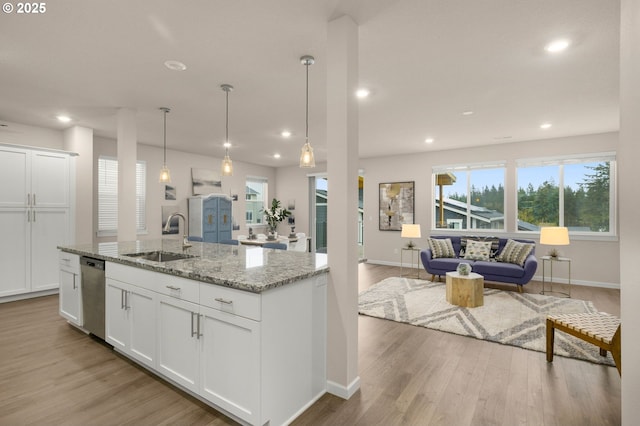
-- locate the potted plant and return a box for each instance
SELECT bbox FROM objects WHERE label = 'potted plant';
[261,198,291,240]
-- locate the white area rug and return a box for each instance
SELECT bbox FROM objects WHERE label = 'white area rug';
[358,277,615,366]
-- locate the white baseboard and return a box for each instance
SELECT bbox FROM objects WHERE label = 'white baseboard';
[0,289,58,304]
[282,390,326,425]
[326,376,361,400]
[365,260,620,289]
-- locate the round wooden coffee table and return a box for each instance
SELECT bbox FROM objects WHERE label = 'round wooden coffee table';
[445,271,484,308]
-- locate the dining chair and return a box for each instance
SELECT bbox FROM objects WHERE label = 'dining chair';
[262,242,287,250]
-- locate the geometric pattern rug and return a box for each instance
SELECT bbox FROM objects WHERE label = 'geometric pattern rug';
[358,277,615,367]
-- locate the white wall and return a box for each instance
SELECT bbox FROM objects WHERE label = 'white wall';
[93,137,277,243]
[360,131,620,287]
[0,120,63,149]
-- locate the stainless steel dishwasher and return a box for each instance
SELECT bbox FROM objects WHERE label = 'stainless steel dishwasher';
[80,256,106,340]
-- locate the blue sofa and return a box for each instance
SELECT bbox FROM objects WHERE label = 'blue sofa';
[419,236,538,291]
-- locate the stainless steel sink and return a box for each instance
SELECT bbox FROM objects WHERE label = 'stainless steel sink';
[123,251,197,262]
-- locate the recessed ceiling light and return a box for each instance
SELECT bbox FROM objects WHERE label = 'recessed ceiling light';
[223,141,231,148]
[545,39,570,53]
[425,138,434,144]
[273,153,281,159]
[540,123,552,129]
[356,88,370,99]
[56,115,72,123]
[462,111,474,116]
[164,60,187,71]
[281,130,291,138]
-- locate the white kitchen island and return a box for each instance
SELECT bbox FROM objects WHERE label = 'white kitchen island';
[58,239,329,426]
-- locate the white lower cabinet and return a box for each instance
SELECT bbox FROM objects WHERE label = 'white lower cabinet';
[199,305,260,424]
[103,261,327,426]
[156,295,200,393]
[58,252,81,325]
[105,278,156,369]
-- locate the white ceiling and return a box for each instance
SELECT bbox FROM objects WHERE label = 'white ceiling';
[0,0,620,167]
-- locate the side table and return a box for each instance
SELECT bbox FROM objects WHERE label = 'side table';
[400,247,421,279]
[445,271,484,308]
[540,256,571,298]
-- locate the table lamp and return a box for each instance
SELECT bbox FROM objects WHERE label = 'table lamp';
[401,224,421,249]
[539,226,570,258]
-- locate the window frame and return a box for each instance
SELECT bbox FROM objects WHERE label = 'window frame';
[245,176,268,227]
[431,161,507,232]
[515,152,616,237]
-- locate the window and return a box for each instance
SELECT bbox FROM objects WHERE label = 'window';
[433,163,506,230]
[245,176,267,225]
[98,156,147,236]
[516,153,615,234]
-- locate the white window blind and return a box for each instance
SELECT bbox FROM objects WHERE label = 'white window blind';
[98,157,146,236]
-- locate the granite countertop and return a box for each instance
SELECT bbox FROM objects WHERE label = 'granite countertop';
[58,239,329,293]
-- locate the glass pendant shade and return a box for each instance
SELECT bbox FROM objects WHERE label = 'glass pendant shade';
[159,165,172,183]
[221,154,233,176]
[299,55,316,168]
[299,141,315,168]
[158,107,171,183]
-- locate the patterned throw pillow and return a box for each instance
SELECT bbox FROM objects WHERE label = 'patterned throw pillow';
[460,236,500,259]
[428,238,456,259]
[463,240,492,261]
[496,239,534,266]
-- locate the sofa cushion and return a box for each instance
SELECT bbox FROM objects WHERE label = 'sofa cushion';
[460,236,500,259]
[496,239,534,267]
[428,238,456,258]
[429,257,469,271]
[473,260,525,278]
[463,240,492,261]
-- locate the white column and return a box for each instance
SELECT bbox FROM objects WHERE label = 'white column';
[326,14,361,399]
[619,1,640,423]
[63,126,93,244]
[116,108,137,241]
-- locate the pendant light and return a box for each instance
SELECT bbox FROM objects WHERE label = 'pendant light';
[158,107,172,183]
[299,55,315,168]
[220,84,234,176]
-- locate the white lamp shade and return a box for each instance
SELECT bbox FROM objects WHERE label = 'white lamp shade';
[401,224,421,239]
[539,226,570,245]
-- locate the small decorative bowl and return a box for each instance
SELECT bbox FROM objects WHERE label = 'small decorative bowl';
[457,262,472,276]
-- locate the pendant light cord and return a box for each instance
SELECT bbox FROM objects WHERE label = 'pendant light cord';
[305,61,309,142]
[163,109,167,164]
[226,88,229,153]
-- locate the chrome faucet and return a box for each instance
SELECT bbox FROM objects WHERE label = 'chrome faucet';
[164,212,192,249]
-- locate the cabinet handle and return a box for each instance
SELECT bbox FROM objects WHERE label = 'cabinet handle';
[72,274,76,290]
[190,312,197,337]
[33,194,36,206]
[32,211,36,222]
[27,193,31,206]
[27,210,30,222]
[121,289,125,310]
[197,314,202,339]
[214,297,233,305]
[166,285,181,292]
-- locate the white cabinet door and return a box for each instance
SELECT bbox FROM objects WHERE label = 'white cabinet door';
[128,286,156,368]
[31,151,69,208]
[157,295,200,393]
[0,146,29,208]
[199,305,261,424]
[0,209,30,297]
[59,269,81,325]
[106,279,129,352]
[31,208,69,291]
[105,278,157,369]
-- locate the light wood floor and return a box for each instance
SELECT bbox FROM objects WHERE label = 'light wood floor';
[0,264,621,425]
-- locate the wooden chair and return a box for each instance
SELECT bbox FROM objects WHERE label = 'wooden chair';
[546,312,621,375]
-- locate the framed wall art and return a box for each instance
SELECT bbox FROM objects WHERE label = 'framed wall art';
[379,181,415,231]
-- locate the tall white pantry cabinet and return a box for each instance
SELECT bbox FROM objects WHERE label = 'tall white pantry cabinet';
[0,144,76,300]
